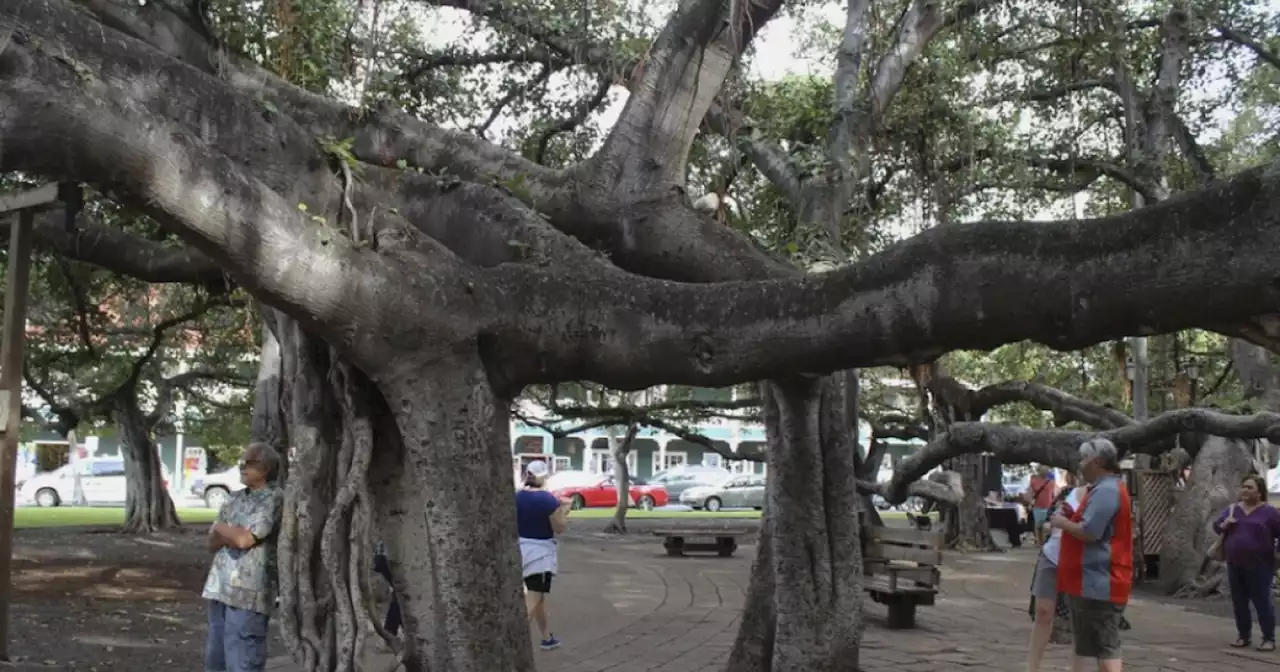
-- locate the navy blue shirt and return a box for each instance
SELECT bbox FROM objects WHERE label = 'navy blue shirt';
[515,490,560,540]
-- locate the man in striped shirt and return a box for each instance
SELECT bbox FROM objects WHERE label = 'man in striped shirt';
[1051,438,1132,672]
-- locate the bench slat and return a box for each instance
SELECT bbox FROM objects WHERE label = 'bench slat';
[650,529,753,538]
[865,542,943,565]
[867,526,944,547]
[866,563,938,586]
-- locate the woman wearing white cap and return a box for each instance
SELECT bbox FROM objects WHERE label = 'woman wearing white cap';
[516,460,571,650]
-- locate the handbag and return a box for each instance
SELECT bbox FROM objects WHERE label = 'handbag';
[1206,505,1237,562]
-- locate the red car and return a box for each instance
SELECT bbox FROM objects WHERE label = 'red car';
[552,475,669,510]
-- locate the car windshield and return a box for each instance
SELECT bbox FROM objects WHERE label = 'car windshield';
[545,471,594,490]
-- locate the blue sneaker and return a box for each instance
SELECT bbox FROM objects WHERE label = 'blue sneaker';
[539,635,561,651]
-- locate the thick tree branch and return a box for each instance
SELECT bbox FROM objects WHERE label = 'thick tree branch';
[861,470,963,506]
[936,149,1161,203]
[493,161,1280,388]
[147,368,253,427]
[591,0,783,190]
[966,381,1135,429]
[1213,24,1280,72]
[704,102,803,203]
[402,47,565,80]
[866,0,997,124]
[885,409,1280,502]
[0,3,481,371]
[1171,113,1216,184]
[0,209,227,286]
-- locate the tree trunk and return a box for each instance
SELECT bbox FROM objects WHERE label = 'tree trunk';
[68,428,88,506]
[728,379,862,671]
[1228,339,1280,468]
[251,306,289,477]
[1159,435,1255,596]
[606,424,640,534]
[114,397,180,533]
[276,324,341,672]
[377,356,534,671]
[948,453,995,551]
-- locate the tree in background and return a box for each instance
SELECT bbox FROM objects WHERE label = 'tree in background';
[8,196,255,530]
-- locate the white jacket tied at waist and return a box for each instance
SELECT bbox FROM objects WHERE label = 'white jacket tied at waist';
[519,537,558,578]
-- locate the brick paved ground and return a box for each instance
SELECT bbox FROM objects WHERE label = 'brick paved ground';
[269,529,1278,671]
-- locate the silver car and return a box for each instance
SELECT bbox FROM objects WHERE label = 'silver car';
[648,466,730,500]
[680,473,766,511]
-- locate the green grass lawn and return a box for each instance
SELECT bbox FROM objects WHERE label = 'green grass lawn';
[14,507,217,529]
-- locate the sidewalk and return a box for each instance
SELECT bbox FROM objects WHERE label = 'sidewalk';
[268,538,1277,671]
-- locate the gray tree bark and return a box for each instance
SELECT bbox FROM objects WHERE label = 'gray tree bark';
[250,306,289,479]
[606,424,640,534]
[113,385,181,533]
[1159,435,1255,596]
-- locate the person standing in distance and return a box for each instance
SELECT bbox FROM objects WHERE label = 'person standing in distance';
[1052,438,1132,672]
[1213,474,1280,651]
[517,460,571,651]
[203,443,285,672]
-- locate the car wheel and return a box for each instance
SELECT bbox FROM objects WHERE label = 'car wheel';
[638,495,655,511]
[570,494,586,510]
[204,486,230,510]
[704,497,722,512]
[35,488,61,508]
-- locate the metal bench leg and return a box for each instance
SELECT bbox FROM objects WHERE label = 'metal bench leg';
[886,600,917,630]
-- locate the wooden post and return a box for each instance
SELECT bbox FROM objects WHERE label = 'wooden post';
[0,183,71,661]
[0,209,34,661]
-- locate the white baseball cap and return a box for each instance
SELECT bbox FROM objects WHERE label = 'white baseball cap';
[525,460,549,477]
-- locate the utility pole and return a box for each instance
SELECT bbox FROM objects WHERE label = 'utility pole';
[0,183,79,661]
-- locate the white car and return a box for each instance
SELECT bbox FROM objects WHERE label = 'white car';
[189,467,246,509]
[19,457,172,507]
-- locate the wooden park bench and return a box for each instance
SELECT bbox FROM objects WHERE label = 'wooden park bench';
[651,527,754,557]
[862,525,944,630]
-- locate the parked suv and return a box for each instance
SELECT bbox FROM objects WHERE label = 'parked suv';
[189,467,245,509]
[648,465,731,500]
[19,457,172,507]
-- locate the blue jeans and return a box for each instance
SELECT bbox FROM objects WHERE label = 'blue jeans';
[205,600,270,671]
[1228,564,1276,643]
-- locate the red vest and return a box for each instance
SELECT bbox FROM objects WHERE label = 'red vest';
[1056,479,1133,604]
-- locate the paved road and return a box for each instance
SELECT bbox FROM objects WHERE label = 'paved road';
[269,527,1278,671]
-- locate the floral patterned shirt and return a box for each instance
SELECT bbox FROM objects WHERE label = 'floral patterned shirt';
[202,485,285,614]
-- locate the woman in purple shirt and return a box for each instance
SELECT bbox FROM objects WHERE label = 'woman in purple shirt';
[1213,474,1280,651]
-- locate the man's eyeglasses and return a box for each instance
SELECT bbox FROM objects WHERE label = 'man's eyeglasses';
[239,458,264,469]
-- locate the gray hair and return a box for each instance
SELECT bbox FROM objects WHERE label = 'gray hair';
[245,442,282,482]
[1078,438,1121,472]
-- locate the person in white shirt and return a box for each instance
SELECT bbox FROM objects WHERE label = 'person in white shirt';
[1027,471,1083,672]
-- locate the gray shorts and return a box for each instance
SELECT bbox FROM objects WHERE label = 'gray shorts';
[1068,595,1125,660]
[1031,555,1058,599]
